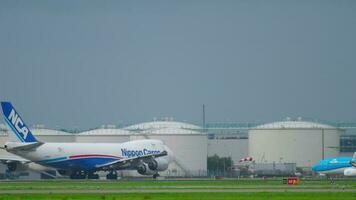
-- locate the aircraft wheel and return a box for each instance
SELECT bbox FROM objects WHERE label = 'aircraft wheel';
[70,171,80,179]
[88,171,99,179]
[70,170,87,179]
[153,173,160,179]
[106,171,118,180]
[78,170,87,179]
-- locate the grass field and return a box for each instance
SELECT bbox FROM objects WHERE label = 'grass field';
[1,179,356,200]
[1,192,356,200]
[0,178,356,190]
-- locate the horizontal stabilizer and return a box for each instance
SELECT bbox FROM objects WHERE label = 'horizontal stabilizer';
[6,142,44,152]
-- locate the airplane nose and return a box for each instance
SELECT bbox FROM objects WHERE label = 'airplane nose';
[311,166,316,171]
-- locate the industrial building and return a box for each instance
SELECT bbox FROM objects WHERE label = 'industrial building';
[248,120,343,168]
[124,121,207,177]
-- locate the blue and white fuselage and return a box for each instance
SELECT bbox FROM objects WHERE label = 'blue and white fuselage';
[4,140,171,171]
[312,157,352,175]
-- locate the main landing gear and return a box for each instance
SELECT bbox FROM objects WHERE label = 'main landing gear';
[69,170,99,179]
[153,173,160,179]
[106,170,118,180]
[70,170,87,179]
[87,171,99,179]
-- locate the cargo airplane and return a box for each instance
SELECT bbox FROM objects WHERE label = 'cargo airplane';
[0,102,174,179]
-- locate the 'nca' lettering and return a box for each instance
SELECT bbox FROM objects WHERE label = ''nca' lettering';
[8,109,29,139]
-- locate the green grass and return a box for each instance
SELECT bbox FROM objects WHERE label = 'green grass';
[1,180,356,199]
[0,179,356,190]
[1,192,356,200]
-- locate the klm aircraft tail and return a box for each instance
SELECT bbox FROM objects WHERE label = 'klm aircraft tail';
[1,102,38,143]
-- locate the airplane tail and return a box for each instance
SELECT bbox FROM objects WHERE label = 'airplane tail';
[1,102,38,143]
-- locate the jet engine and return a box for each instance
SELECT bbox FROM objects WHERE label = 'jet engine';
[137,163,156,175]
[5,161,28,172]
[147,157,169,171]
[344,168,356,176]
[3,161,55,173]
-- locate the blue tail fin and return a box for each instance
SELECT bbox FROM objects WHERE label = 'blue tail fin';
[1,102,37,143]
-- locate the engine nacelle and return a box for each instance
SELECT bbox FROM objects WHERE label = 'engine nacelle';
[4,161,55,173]
[6,162,28,172]
[137,163,156,175]
[147,157,169,171]
[28,163,54,171]
[344,168,356,176]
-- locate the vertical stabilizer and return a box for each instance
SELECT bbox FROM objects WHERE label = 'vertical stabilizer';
[1,102,38,143]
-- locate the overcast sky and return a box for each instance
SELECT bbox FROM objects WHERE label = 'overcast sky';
[0,0,355,129]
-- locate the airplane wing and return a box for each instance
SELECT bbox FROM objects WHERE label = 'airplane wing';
[96,150,168,170]
[0,154,59,178]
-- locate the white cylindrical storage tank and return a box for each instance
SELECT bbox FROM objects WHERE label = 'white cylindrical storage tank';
[248,120,343,167]
[77,129,130,143]
[0,124,8,145]
[125,121,207,177]
[0,124,76,143]
[0,124,12,165]
[32,128,75,142]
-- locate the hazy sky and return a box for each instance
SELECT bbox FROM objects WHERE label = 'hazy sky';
[1,0,355,129]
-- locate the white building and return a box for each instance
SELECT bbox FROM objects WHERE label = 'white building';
[248,120,344,167]
[32,128,76,143]
[125,121,207,177]
[77,128,130,143]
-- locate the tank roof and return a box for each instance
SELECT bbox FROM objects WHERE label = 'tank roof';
[255,120,335,129]
[124,121,201,134]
